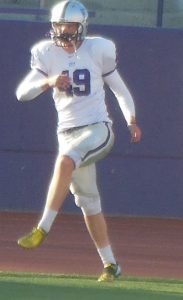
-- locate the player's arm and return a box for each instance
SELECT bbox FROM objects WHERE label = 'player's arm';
[104,70,141,143]
[16,69,50,101]
[16,70,71,101]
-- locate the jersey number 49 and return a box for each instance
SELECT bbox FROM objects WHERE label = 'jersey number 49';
[62,69,91,97]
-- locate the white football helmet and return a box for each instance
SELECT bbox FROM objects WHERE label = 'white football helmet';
[50,0,88,45]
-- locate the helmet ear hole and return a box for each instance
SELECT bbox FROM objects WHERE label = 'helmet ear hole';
[78,24,83,34]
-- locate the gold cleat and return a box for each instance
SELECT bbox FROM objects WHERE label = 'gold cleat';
[98,262,121,282]
[17,227,47,249]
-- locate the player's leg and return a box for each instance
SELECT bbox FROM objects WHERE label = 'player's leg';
[40,155,75,212]
[17,154,75,249]
[84,211,109,248]
[84,212,121,282]
[17,122,114,250]
[71,164,121,282]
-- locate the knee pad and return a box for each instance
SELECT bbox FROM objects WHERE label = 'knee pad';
[75,194,101,216]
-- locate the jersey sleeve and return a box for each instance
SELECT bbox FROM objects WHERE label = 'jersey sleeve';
[30,41,49,76]
[99,38,117,77]
[104,70,135,124]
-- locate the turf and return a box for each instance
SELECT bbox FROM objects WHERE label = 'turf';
[0,272,183,300]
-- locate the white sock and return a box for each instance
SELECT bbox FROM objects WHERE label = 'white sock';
[97,245,116,266]
[38,208,58,233]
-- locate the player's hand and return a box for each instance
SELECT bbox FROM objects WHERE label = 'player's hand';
[48,74,71,90]
[128,124,141,143]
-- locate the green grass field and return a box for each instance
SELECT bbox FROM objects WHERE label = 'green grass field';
[0,272,183,300]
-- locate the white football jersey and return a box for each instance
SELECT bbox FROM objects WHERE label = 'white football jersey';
[30,37,116,132]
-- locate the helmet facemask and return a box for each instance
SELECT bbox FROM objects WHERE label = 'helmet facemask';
[50,22,84,47]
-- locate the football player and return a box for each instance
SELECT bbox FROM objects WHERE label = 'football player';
[16,0,141,282]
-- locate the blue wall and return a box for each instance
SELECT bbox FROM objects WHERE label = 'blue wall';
[1,20,183,218]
